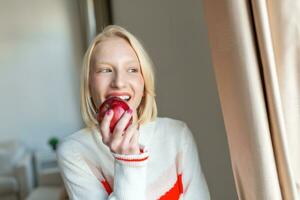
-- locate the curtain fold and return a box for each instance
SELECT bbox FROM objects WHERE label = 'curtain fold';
[203,0,300,199]
[266,0,300,196]
[251,0,298,199]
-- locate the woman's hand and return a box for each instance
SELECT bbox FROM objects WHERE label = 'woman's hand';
[98,108,140,155]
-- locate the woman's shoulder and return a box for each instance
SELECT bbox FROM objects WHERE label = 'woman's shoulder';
[146,117,195,151]
[61,127,94,145]
[155,117,187,130]
[56,127,95,157]
[156,117,196,146]
[152,117,190,140]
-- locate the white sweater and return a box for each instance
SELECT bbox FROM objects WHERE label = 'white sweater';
[57,117,210,200]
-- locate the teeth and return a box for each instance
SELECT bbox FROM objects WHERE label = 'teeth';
[111,95,130,101]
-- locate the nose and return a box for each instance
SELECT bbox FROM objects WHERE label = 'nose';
[110,71,126,89]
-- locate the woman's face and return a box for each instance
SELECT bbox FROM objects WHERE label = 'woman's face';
[89,37,145,123]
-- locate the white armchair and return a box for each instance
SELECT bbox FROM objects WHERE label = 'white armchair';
[0,140,34,200]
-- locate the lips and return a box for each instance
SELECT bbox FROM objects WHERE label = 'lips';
[97,96,133,133]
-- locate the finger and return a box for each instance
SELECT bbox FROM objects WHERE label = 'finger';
[99,109,114,143]
[128,131,140,154]
[112,108,133,138]
[122,123,138,145]
[129,128,140,145]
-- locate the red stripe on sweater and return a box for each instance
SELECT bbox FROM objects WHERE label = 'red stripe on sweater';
[100,179,112,195]
[159,174,183,200]
[100,173,183,199]
[115,156,149,162]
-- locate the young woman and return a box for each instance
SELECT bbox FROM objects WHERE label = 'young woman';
[57,25,210,200]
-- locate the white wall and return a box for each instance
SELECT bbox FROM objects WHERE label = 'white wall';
[111,0,238,199]
[0,0,84,151]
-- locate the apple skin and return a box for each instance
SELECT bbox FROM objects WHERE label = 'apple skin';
[97,97,133,133]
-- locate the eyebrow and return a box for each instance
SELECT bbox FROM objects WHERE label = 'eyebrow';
[94,61,112,66]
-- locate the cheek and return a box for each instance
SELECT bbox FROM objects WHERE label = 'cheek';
[90,76,107,102]
[135,76,145,94]
[91,75,108,90]
[90,76,99,94]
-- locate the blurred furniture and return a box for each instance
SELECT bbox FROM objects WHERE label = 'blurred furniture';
[25,186,66,200]
[34,150,62,186]
[0,140,34,200]
[26,150,65,200]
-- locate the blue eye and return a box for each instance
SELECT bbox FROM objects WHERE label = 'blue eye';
[128,68,138,73]
[98,68,112,73]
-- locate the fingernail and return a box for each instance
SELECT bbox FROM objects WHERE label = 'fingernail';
[127,108,133,114]
[106,109,111,115]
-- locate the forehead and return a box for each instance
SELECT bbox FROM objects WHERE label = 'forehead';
[91,37,139,63]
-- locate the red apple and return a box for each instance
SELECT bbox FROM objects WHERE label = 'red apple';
[97,97,133,133]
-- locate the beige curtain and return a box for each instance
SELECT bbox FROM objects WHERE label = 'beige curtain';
[203,0,300,199]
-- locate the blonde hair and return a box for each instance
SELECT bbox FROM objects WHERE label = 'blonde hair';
[80,25,157,129]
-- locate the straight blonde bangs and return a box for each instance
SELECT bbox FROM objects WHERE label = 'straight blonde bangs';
[80,25,157,129]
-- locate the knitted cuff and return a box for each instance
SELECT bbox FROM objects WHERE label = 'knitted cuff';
[112,146,148,199]
[112,145,149,167]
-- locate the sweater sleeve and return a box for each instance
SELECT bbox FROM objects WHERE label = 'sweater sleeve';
[56,139,149,200]
[181,124,211,199]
